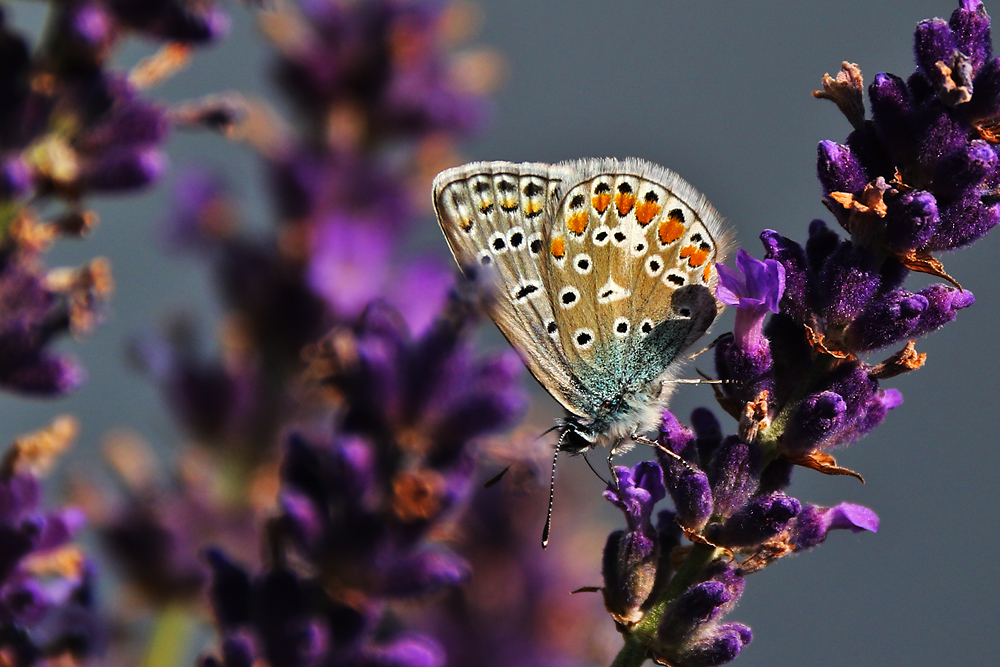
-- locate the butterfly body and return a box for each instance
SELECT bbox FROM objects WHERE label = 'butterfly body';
[433,158,731,454]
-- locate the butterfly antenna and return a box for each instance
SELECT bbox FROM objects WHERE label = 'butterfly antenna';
[541,446,559,549]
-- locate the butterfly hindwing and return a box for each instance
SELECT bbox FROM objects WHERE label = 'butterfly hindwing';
[541,158,730,417]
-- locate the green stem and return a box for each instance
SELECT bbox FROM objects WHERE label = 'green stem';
[610,544,723,667]
[141,603,196,667]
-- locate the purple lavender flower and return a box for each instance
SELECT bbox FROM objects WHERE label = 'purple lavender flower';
[714,250,784,406]
[790,502,879,550]
[611,7,999,665]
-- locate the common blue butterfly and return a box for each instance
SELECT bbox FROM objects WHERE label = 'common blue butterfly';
[433,158,731,539]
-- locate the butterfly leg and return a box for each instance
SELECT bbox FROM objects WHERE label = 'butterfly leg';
[631,430,698,472]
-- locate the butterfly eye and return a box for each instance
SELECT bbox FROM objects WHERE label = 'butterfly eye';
[507,226,526,250]
[592,226,611,246]
[572,328,595,350]
[512,280,543,302]
[558,286,580,309]
[665,273,686,286]
[645,255,664,277]
[527,232,543,255]
[573,253,592,275]
[613,317,631,338]
[676,307,692,318]
[488,232,508,254]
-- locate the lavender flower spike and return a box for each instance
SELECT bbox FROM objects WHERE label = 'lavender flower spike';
[716,249,785,352]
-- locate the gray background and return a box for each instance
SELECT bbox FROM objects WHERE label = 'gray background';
[3,1,999,665]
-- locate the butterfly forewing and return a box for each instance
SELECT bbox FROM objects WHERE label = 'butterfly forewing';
[433,162,585,414]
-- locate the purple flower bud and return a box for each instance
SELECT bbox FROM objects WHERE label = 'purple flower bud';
[950,0,992,73]
[690,407,724,463]
[914,18,958,82]
[657,564,745,647]
[817,141,868,195]
[816,242,882,326]
[847,284,974,351]
[805,219,841,275]
[759,458,794,494]
[659,411,697,461]
[967,56,1000,120]
[917,106,969,179]
[707,493,801,548]
[602,529,659,624]
[0,155,30,199]
[78,147,166,192]
[220,635,256,667]
[677,623,753,667]
[791,502,879,550]
[883,190,940,253]
[928,190,1000,250]
[870,73,917,165]
[707,436,759,519]
[605,462,666,534]
[366,634,445,667]
[383,548,470,598]
[657,580,732,644]
[107,0,230,43]
[663,462,713,532]
[0,474,42,522]
[204,549,252,630]
[782,391,848,456]
[714,333,773,407]
[0,353,86,396]
[759,230,811,323]
[933,139,998,198]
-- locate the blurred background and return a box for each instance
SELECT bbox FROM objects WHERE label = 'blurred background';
[2,1,997,665]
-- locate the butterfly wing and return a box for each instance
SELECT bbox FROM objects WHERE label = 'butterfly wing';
[540,158,733,423]
[433,161,587,415]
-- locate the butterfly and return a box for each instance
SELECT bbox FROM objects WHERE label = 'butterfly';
[433,158,731,539]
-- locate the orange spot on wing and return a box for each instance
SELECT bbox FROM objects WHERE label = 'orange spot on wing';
[592,193,612,214]
[680,245,710,268]
[567,211,588,235]
[634,201,661,226]
[703,264,712,283]
[615,193,636,216]
[550,236,565,258]
[657,217,685,245]
[525,201,544,217]
[459,218,472,231]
